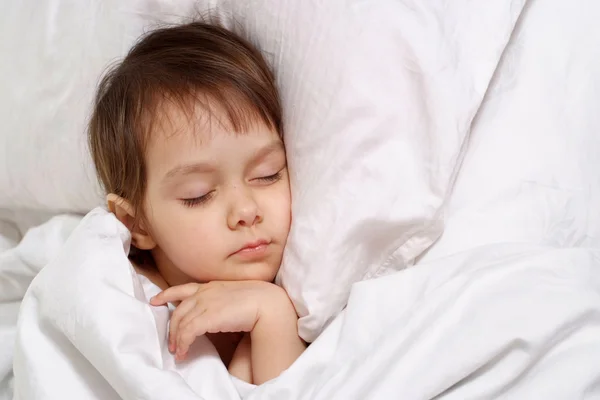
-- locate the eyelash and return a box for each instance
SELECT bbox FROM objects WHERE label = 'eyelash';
[180,172,283,208]
[256,171,282,183]
[181,192,214,208]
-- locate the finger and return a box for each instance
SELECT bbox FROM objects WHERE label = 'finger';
[176,303,206,335]
[168,297,198,353]
[176,312,209,360]
[150,283,200,306]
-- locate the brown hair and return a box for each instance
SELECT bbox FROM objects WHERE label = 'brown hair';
[88,20,282,226]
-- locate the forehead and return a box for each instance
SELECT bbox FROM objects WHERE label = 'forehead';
[146,92,278,144]
[143,99,282,175]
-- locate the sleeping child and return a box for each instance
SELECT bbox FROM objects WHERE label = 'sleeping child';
[87,20,305,385]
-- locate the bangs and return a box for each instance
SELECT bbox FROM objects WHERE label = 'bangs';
[115,20,283,147]
[139,82,280,146]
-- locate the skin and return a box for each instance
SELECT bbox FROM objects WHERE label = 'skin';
[108,101,305,384]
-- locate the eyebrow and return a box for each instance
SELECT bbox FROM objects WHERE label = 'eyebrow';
[162,140,285,182]
[163,161,215,182]
[249,140,285,165]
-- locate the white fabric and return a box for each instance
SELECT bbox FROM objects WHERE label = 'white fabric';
[0,223,18,400]
[0,0,525,341]
[0,206,62,398]
[266,0,524,341]
[0,221,19,253]
[11,209,600,399]
[12,210,242,400]
[4,0,600,397]
[0,1,200,213]
[420,0,600,261]
[0,209,62,240]
[0,215,80,400]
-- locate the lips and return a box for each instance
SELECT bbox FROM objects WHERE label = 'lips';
[232,239,270,256]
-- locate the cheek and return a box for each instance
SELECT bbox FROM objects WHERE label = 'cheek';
[147,204,224,272]
[263,185,292,234]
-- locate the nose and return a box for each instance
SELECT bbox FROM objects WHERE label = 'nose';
[227,187,263,230]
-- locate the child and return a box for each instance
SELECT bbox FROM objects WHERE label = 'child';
[87,21,305,385]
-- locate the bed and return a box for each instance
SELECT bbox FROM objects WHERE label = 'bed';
[2,0,600,399]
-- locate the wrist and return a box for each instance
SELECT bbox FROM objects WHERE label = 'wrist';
[254,283,297,330]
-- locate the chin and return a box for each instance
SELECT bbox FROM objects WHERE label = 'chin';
[238,261,279,282]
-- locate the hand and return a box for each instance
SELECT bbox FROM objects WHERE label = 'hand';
[149,280,286,361]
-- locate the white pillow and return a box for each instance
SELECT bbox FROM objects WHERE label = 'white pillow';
[236,1,520,340]
[0,0,522,341]
[0,1,204,212]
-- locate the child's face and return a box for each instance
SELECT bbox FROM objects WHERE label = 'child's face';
[140,103,291,286]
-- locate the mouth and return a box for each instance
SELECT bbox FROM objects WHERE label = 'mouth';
[231,239,271,257]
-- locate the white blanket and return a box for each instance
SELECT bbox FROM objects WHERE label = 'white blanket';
[0,215,81,400]
[8,208,600,399]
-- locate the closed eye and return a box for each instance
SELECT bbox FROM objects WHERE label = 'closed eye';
[255,171,282,183]
[181,191,214,208]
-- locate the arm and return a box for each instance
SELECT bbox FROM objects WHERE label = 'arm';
[228,333,252,382]
[150,281,306,384]
[251,285,306,384]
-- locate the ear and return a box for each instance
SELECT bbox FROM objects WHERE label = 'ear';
[107,194,157,250]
